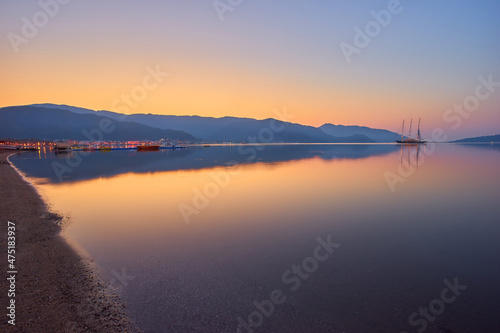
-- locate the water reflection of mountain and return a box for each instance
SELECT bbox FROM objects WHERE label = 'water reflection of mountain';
[457,143,500,153]
[11,144,399,183]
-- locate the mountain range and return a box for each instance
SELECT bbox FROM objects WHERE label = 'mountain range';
[1,103,403,142]
[0,106,196,141]
[453,134,500,143]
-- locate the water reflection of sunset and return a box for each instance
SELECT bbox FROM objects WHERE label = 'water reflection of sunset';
[11,144,500,332]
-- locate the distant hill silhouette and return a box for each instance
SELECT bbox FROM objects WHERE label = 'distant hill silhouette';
[204,118,374,143]
[453,134,500,143]
[3,103,401,142]
[0,106,196,141]
[320,123,400,143]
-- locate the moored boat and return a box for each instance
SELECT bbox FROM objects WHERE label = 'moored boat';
[396,118,427,144]
[137,145,160,151]
[0,145,19,150]
[55,141,73,153]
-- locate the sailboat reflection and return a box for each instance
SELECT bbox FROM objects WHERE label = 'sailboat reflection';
[400,143,424,169]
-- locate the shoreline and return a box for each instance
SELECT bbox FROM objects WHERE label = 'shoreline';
[0,150,139,332]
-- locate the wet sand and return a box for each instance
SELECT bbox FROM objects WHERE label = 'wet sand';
[0,150,139,332]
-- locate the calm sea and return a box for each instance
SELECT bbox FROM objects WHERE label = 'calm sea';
[11,144,500,332]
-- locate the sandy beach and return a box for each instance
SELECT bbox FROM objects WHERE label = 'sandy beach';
[0,150,139,332]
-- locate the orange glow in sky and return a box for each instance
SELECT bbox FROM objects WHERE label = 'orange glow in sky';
[1,1,499,139]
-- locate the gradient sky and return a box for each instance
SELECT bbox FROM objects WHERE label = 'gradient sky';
[1,0,499,140]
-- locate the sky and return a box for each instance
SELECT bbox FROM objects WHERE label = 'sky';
[1,0,499,140]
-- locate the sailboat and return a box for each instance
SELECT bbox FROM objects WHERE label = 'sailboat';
[396,118,427,144]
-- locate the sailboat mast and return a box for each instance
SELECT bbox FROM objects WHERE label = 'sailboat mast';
[401,120,405,141]
[417,118,421,140]
[409,119,413,139]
